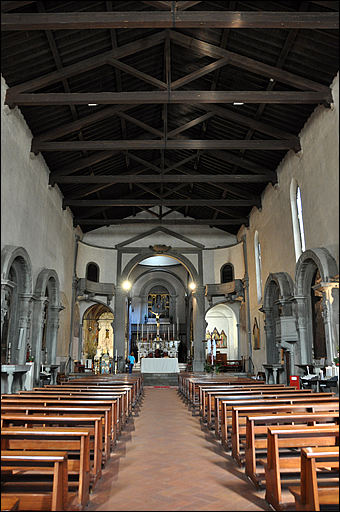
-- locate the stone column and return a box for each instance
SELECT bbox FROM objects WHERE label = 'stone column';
[30,298,47,385]
[17,293,33,364]
[192,286,206,372]
[114,289,128,372]
[294,296,309,364]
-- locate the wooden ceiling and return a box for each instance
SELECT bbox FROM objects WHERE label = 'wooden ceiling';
[1,1,339,235]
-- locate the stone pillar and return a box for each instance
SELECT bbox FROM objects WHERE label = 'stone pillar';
[294,296,309,364]
[192,286,206,372]
[114,289,128,372]
[17,293,33,364]
[48,305,61,364]
[30,298,47,385]
[318,282,339,364]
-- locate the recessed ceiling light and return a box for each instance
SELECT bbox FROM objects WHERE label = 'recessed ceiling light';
[233,102,244,105]
[88,103,98,106]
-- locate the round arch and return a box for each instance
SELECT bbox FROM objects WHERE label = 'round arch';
[120,250,200,285]
[294,248,339,364]
[205,302,239,360]
[1,246,33,365]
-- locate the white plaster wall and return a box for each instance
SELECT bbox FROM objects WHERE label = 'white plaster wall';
[1,75,80,358]
[77,241,118,281]
[238,72,339,375]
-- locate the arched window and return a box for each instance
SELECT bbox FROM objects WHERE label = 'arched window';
[221,263,234,283]
[86,262,99,282]
[254,231,262,303]
[290,179,306,261]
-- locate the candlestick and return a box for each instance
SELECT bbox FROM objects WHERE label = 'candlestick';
[177,317,179,337]
[142,324,143,339]
[168,327,170,341]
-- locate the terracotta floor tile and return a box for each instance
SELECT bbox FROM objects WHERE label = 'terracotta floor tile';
[85,387,272,511]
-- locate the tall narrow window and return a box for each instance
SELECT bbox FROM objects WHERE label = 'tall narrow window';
[296,186,306,253]
[290,179,306,261]
[254,231,262,303]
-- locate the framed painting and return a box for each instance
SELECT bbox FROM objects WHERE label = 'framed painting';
[253,318,260,350]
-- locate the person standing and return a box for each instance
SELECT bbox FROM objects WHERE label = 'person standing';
[128,351,135,374]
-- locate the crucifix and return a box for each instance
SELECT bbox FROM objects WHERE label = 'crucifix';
[150,310,162,341]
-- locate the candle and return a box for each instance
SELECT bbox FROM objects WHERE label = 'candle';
[177,317,179,337]
[115,349,117,360]
[173,323,175,340]
[168,327,170,341]
[142,324,143,339]
[147,327,149,340]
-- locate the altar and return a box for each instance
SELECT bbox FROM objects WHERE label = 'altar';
[140,357,179,374]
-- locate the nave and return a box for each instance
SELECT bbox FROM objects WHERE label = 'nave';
[86,387,271,511]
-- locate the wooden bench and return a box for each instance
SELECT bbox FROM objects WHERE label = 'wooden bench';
[1,413,103,492]
[198,383,288,421]
[288,446,339,511]
[1,426,91,511]
[259,425,339,511]
[1,398,118,450]
[209,388,318,433]
[230,398,339,465]
[0,404,111,467]
[0,496,20,511]
[244,411,339,490]
[6,389,126,436]
[30,384,131,422]
[220,394,337,450]
[1,450,69,511]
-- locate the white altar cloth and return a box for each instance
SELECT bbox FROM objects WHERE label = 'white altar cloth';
[140,358,179,373]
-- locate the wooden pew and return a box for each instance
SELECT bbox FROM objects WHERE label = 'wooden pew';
[197,383,288,420]
[1,413,103,492]
[208,388,318,433]
[220,394,337,449]
[0,404,111,467]
[231,398,339,465]
[244,411,339,490]
[1,398,118,450]
[1,450,69,511]
[259,425,339,511]
[0,496,20,511]
[1,426,91,511]
[4,390,126,436]
[289,446,339,511]
[40,383,133,420]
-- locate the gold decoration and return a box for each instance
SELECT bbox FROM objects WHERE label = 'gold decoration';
[149,244,171,253]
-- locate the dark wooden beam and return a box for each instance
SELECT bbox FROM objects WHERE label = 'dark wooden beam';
[6,90,332,108]
[170,31,331,93]
[54,174,271,184]
[33,139,298,151]
[5,31,166,94]
[64,199,260,207]
[2,12,338,30]
[1,1,36,12]
[73,217,249,226]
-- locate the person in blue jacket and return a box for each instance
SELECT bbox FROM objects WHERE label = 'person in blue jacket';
[128,351,135,374]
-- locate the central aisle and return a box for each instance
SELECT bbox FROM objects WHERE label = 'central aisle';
[86,387,271,511]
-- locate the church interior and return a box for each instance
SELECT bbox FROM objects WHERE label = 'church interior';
[1,1,339,511]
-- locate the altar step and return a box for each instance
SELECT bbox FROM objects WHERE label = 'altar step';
[141,372,180,387]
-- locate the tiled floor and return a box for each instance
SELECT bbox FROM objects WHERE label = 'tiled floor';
[86,387,272,511]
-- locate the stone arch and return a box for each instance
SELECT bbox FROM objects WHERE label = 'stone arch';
[1,246,33,365]
[30,269,62,382]
[205,302,239,360]
[120,249,200,285]
[294,248,339,364]
[262,272,296,366]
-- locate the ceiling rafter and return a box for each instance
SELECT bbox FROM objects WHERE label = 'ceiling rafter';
[1,11,338,30]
